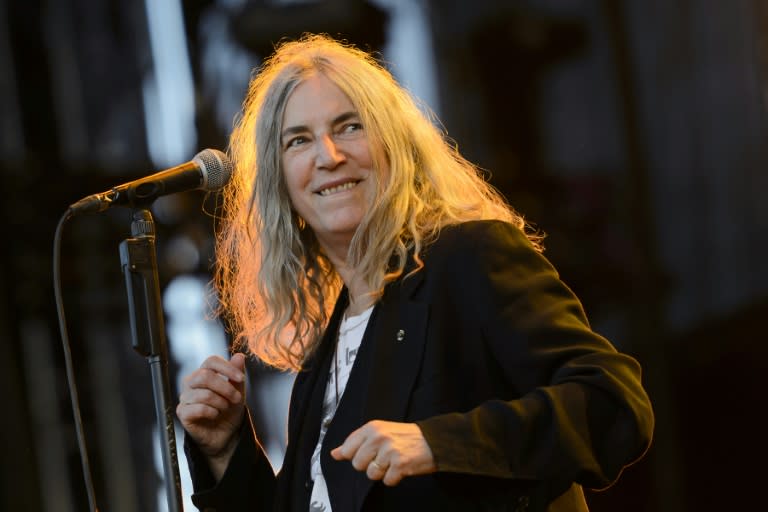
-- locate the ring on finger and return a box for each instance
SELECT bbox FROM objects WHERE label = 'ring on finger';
[370,460,386,472]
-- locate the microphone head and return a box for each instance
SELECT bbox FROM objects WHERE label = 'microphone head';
[193,148,234,191]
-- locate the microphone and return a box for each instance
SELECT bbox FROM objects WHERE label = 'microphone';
[69,148,234,215]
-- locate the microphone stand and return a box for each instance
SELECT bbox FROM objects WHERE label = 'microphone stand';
[119,209,183,512]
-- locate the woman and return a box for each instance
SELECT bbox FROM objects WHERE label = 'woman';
[176,34,654,512]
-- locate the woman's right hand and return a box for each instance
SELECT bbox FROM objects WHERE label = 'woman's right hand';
[176,352,247,480]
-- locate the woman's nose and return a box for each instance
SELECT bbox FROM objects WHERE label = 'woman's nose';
[315,134,346,169]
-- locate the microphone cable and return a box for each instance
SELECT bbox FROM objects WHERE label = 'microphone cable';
[53,209,99,512]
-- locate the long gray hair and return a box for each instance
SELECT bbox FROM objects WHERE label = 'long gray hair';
[215,34,540,370]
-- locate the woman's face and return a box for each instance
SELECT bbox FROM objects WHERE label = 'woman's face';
[280,73,386,255]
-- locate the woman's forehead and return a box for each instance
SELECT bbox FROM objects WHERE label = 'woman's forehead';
[282,74,356,125]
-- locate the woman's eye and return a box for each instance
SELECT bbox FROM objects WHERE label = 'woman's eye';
[339,122,363,136]
[286,136,307,149]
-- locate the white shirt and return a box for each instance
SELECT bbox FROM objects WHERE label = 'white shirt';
[308,306,374,512]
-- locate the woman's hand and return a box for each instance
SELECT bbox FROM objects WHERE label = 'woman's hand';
[176,353,247,481]
[330,420,437,486]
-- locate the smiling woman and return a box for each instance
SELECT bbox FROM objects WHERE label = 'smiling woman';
[280,74,384,267]
[218,34,528,370]
[176,34,653,512]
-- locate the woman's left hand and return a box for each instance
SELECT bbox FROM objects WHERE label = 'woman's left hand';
[330,420,437,486]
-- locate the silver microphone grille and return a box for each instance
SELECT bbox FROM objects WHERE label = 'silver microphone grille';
[193,148,233,191]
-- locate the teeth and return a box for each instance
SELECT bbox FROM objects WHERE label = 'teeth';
[319,181,357,196]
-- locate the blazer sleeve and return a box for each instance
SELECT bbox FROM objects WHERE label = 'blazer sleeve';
[415,220,654,490]
[185,408,276,511]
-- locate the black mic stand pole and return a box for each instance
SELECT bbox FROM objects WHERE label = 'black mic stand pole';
[119,209,183,512]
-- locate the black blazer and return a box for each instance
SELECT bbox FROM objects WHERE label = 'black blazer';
[187,220,654,512]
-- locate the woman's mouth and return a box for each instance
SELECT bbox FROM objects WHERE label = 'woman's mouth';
[317,180,360,196]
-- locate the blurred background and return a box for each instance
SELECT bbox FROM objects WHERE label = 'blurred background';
[1,0,767,510]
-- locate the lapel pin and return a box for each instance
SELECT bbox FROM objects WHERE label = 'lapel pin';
[396,329,405,341]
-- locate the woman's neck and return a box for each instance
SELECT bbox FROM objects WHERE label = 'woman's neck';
[338,270,372,317]
[319,238,375,315]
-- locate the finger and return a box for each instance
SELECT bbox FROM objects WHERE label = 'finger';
[186,368,243,403]
[176,401,221,423]
[331,426,368,461]
[229,352,247,373]
[365,458,389,481]
[178,387,232,411]
[350,440,381,472]
[381,467,404,487]
[201,355,245,383]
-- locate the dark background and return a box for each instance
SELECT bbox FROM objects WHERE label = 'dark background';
[1,0,767,511]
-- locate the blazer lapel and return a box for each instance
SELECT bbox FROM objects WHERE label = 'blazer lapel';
[351,271,429,508]
[365,270,429,422]
[275,289,348,511]
[321,305,380,511]
[287,288,349,443]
